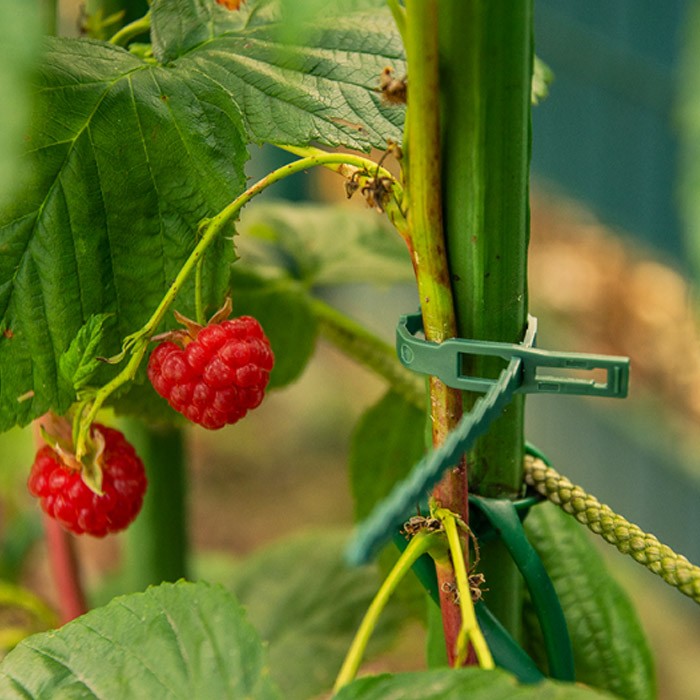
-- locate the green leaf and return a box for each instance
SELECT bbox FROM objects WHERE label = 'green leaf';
[238,202,413,287]
[334,668,617,699]
[349,390,428,618]
[523,503,656,700]
[59,313,113,392]
[350,390,425,521]
[230,266,317,388]
[151,0,405,151]
[0,0,40,208]
[221,530,408,699]
[0,581,281,699]
[0,37,246,430]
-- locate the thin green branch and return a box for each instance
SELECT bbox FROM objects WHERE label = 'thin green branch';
[74,152,402,459]
[194,256,206,325]
[311,298,425,409]
[404,1,455,342]
[274,144,409,239]
[333,530,442,693]
[109,11,151,46]
[404,0,468,663]
[435,508,494,669]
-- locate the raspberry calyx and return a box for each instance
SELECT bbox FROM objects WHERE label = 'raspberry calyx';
[147,298,274,430]
[28,421,147,537]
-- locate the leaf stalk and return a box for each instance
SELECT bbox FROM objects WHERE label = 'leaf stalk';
[108,10,151,46]
[333,530,442,693]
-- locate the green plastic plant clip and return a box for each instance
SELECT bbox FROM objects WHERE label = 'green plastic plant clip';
[346,316,630,566]
[397,312,629,399]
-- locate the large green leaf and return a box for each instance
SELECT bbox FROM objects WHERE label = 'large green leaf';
[523,503,655,700]
[220,530,409,699]
[334,668,616,699]
[0,36,246,430]
[0,581,281,699]
[238,202,413,287]
[151,0,405,150]
[350,390,426,521]
[0,0,405,432]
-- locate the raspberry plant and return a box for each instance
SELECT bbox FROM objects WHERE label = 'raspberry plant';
[0,0,691,698]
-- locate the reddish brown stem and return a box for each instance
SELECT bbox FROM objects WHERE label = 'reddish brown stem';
[429,383,470,666]
[435,559,478,666]
[42,514,88,623]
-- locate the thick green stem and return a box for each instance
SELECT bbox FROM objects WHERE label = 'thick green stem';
[404,0,468,666]
[122,420,188,590]
[440,0,532,636]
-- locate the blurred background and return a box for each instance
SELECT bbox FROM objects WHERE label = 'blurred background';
[3,1,700,698]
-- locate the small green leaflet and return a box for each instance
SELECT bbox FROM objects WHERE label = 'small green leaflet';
[0,581,282,700]
[59,313,113,393]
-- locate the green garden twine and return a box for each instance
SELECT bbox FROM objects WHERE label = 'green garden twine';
[524,454,700,604]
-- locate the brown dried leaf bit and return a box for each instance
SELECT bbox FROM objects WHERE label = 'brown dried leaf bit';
[379,67,407,105]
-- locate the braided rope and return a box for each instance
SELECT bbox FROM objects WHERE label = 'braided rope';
[523,454,700,604]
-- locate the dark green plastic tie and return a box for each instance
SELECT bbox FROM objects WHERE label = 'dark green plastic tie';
[397,312,629,398]
[469,495,575,682]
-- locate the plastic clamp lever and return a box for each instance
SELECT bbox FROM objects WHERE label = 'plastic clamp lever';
[396,312,629,399]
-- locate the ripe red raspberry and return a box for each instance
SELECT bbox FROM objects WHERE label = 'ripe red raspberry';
[147,310,274,430]
[28,424,147,537]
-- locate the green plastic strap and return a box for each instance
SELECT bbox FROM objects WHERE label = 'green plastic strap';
[469,495,575,682]
[392,533,544,683]
[347,352,524,564]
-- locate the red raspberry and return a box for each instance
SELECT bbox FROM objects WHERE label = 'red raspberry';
[28,424,147,537]
[147,314,274,430]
